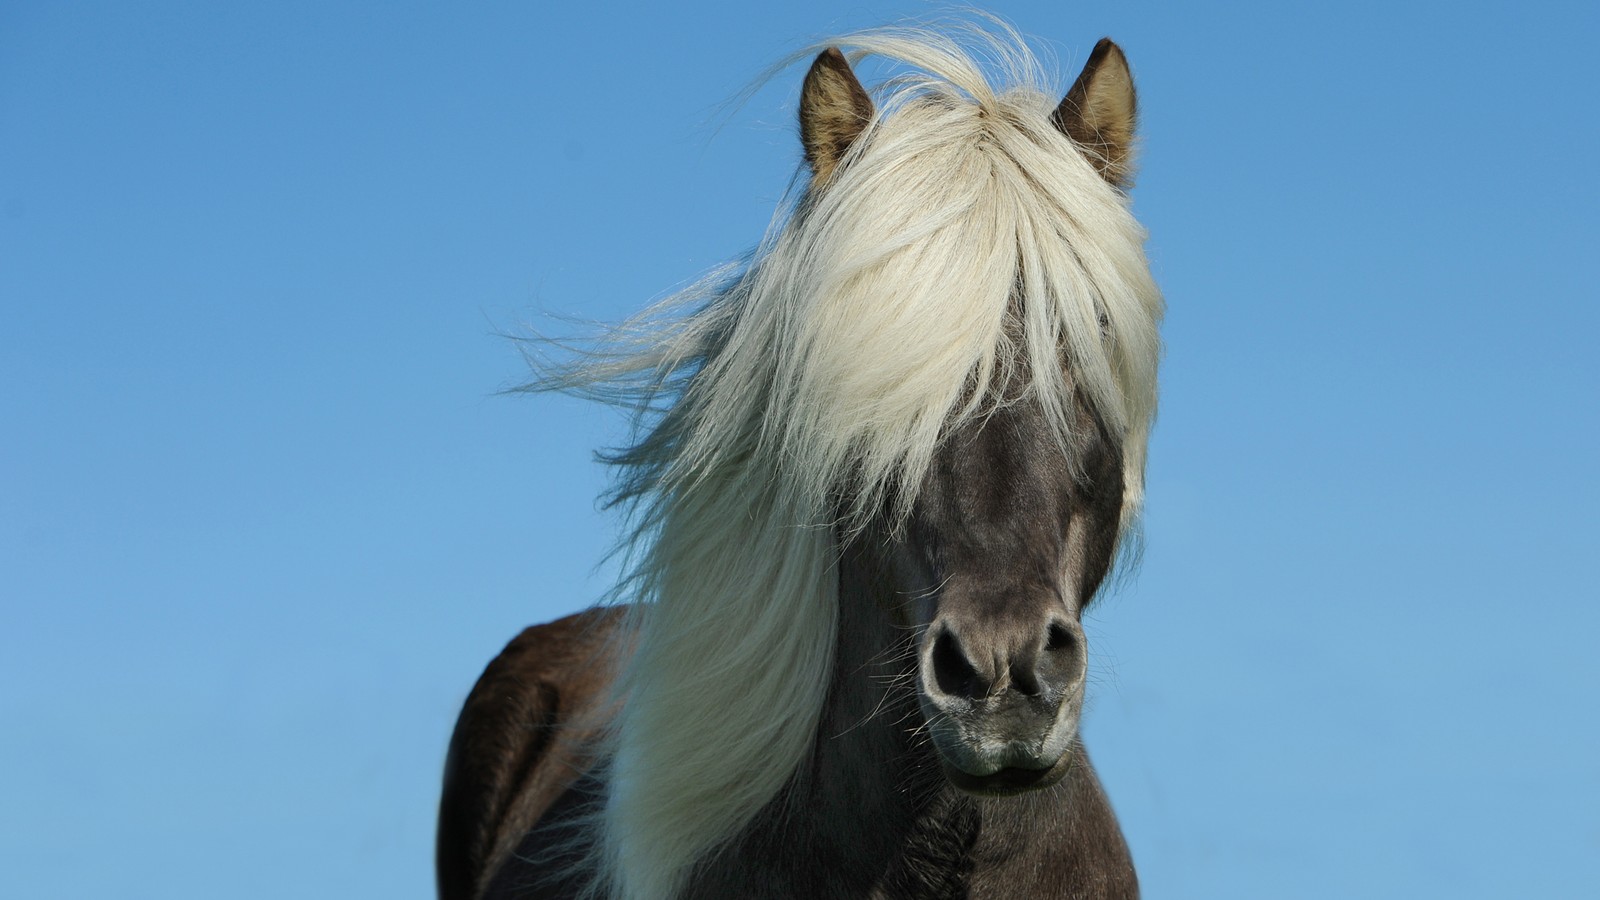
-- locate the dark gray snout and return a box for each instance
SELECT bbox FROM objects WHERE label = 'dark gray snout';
[917,592,1086,794]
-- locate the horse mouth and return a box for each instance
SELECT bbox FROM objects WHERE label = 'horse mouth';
[938,754,1070,797]
[918,695,1081,797]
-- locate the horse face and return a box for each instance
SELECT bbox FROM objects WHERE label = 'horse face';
[889,392,1124,796]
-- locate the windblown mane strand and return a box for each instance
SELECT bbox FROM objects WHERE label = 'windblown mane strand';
[530,25,1162,900]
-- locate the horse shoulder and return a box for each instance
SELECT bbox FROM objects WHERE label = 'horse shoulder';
[436,607,623,900]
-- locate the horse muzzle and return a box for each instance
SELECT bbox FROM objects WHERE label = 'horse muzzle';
[916,610,1087,796]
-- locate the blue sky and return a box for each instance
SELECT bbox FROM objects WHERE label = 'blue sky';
[3,2,1596,897]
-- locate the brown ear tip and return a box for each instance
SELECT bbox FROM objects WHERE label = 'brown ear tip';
[815,47,849,68]
[1089,38,1124,61]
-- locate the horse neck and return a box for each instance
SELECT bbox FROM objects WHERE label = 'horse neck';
[811,527,945,813]
[685,531,974,896]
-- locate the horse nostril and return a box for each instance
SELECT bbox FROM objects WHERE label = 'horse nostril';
[1008,622,1076,698]
[1030,619,1083,699]
[930,627,986,700]
[1045,621,1075,654]
[1011,662,1043,697]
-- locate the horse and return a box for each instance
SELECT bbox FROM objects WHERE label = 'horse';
[438,24,1164,900]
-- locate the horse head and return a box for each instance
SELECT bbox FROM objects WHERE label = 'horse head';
[800,38,1144,798]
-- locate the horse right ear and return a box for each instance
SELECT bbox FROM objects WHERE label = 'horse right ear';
[799,48,874,186]
[1052,38,1138,188]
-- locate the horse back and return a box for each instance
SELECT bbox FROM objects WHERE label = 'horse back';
[437,608,622,900]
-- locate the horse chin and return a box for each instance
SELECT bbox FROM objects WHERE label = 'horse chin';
[924,719,1077,797]
[938,753,1072,797]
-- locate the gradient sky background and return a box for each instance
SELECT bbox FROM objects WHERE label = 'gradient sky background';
[3,2,1597,897]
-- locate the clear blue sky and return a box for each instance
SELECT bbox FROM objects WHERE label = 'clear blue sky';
[3,2,1596,897]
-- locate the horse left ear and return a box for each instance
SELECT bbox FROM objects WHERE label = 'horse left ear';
[1052,38,1138,188]
[800,48,874,186]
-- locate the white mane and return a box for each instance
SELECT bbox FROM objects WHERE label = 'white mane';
[535,23,1162,900]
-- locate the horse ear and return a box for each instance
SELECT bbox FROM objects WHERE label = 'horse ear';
[1052,38,1138,188]
[799,48,874,185]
